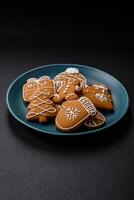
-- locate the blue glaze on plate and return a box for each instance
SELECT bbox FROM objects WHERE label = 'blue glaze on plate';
[6,64,129,136]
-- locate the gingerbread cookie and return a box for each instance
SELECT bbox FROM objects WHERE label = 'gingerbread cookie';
[55,96,97,132]
[26,93,56,123]
[54,68,87,89]
[82,83,113,110]
[54,104,62,114]
[52,78,82,104]
[85,111,105,128]
[23,76,55,103]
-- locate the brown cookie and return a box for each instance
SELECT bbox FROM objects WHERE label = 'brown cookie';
[26,93,57,123]
[82,83,113,111]
[84,110,105,128]
[55,96,97,132]
[54,67,87,89]
[52,78,82,104]
[23,76,55,103]
[54,104,63,114]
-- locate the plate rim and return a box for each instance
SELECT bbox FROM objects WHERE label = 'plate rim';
[6,63,129,136]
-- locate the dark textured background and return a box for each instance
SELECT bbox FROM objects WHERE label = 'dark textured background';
[0,4,134,200]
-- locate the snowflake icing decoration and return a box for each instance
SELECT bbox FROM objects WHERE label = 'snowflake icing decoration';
[95,93,107,102]
[64,107,80,120]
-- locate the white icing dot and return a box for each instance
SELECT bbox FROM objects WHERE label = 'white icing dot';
[66,93,74,99]
[75,85,79,91]
[28,84,32,87]
[54,94,60,99]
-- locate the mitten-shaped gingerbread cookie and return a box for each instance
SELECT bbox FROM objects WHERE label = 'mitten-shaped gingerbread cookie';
[26,93,56,123]
[55,96,97,132]
[84,111,105,128]
[23,76,55,103]
[52,78,82,104]
[82,83,113,111]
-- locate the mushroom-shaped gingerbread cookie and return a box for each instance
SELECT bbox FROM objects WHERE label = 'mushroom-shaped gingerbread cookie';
[26,93,56,123]
[55,96,97,132]
[83,83,113,111]
[54,68,87,89]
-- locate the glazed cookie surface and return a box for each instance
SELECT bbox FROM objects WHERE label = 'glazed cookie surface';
[26,93,56,123]
[54,68,87,88]
[52,78,82,104]
[54,104,63,114]
[55,96,96,132]
[23,76,55,103]
[85,110,105,128]
[83,83,113,110]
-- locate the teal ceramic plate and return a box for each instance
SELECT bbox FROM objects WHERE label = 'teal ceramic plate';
[6,64,129,136]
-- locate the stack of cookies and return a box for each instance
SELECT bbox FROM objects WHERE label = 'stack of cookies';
[23,68,113,132]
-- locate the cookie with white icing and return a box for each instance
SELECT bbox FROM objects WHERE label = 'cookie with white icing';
[54,67,87,89]
[26,93,57,123]
[23,76,55,103]
[82,83,113,110]
[52,78,82,104]
[55,96,97,132]
[84,110,105,128]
